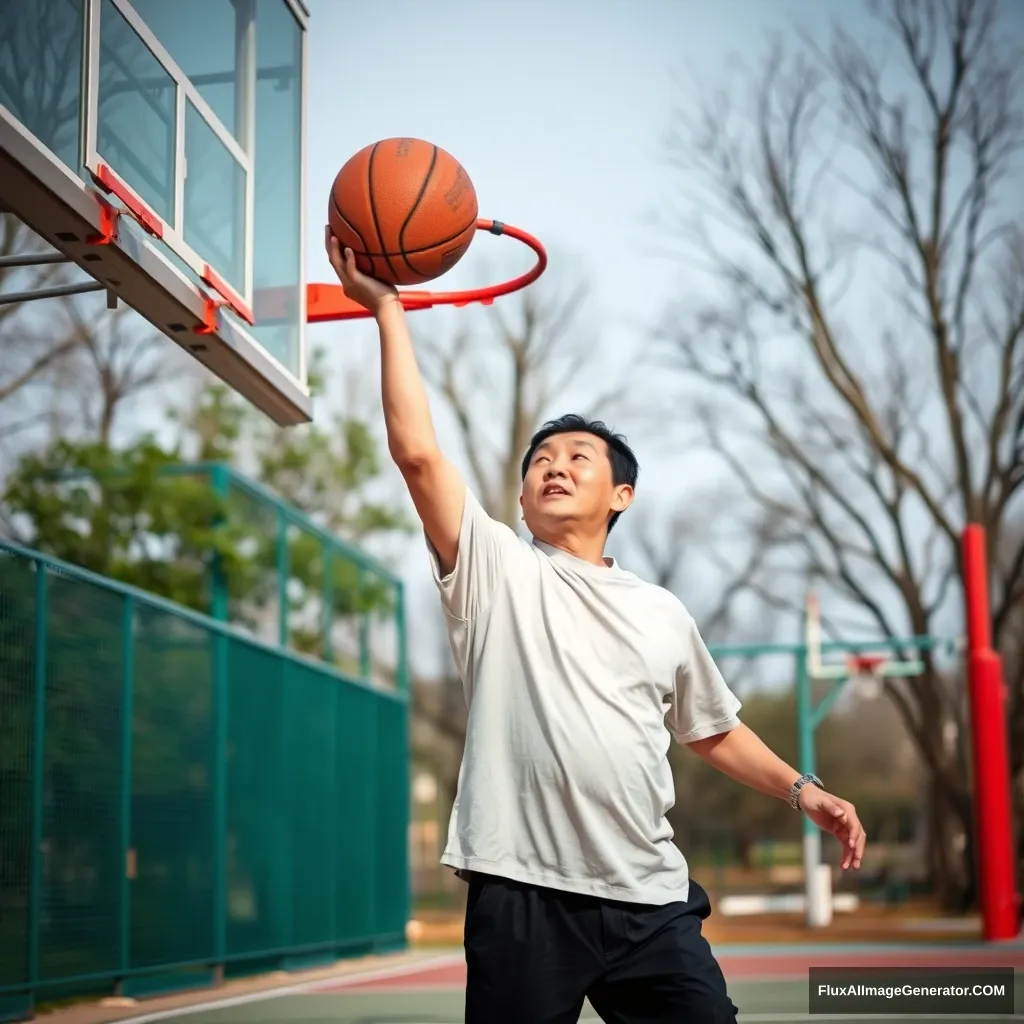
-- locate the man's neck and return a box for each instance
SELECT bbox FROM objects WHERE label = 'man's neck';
[536,531,608,567]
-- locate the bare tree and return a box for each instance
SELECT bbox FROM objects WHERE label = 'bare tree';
[0,218,86,448]
[657,0,1024,908]
[0,0,100,449]
[61,301,171,445]
[617,499,789,644]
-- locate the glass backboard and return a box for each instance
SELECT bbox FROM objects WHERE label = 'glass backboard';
[0,0,311,425]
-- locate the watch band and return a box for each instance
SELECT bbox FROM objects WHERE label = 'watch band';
[789,772,822,809]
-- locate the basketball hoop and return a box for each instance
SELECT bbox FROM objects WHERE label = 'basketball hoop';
[847,654,887,700]
[295,219,547,323]
[804,591,925,693]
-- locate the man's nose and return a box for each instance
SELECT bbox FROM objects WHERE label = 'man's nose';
[544,461,568,478]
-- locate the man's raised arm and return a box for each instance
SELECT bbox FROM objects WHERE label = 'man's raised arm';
[325,233,465,574]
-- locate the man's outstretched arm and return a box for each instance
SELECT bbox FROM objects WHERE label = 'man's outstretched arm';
[671,614,866,871]
[688,725,867,870]
[326,234,464,574]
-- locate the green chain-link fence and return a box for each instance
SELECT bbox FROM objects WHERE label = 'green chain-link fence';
[0,539,409,1019]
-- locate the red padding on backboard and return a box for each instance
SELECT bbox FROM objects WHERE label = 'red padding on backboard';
[201,263,255,326]
[90,164,164,239]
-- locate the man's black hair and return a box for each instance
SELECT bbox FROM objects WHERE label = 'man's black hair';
[520,413,639,534]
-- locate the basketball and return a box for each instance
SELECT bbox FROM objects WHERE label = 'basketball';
[328,138,478,287]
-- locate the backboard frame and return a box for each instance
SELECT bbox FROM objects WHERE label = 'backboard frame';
[0,0,313,426]
[804,591,925,687]
[82,0,257,317]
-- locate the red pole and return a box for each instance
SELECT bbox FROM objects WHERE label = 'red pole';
[962,523,1019,941]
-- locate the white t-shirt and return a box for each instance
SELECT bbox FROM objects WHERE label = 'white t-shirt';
[426,489,742,905]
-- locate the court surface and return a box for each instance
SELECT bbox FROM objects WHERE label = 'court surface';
[100,945,1024,1024]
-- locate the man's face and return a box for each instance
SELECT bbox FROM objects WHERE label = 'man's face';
[520,431,632,540]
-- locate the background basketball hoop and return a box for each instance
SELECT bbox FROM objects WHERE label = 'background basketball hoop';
[847,653,887,700]
[805,591,925,693]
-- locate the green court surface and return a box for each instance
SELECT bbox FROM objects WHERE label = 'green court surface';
[94,949,1024,1024]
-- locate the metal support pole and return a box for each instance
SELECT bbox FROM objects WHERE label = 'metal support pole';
[796,635,830,928]
[0,252,71,268]
[0,281,105,305]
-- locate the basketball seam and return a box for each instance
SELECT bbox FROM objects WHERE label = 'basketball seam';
[398,145,438,279]
[329,195,375,277]
[401,229,474,278]
[338,214,478,258]
[367,142,399,283]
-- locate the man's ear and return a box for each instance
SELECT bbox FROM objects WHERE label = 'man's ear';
[610,485,634,514]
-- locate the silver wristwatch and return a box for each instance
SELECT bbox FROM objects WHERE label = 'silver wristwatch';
[789,773,822,809]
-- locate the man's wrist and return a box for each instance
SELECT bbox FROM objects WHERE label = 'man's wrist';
[374,293,403,321]
[788,772,822,810]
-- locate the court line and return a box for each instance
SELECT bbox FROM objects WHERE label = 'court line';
[109,953,466,1024]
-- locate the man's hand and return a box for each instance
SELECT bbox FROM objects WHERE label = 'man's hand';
[799,785,866,870]
[325,227,397,316]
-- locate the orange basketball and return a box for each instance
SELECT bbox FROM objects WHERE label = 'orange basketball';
[328,138,478,287]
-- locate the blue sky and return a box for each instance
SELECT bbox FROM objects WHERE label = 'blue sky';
[305,0,845,353]
[301,0,869,671]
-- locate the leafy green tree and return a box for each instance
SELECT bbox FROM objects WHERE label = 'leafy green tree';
[3,436,258,613]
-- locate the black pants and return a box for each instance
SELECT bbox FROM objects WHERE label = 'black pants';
[463,873,738,1023]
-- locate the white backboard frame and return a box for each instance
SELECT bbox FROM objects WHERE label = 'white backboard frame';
[804,592,925,685]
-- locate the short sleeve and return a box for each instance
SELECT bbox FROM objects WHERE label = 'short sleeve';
[425,487,523,621]
[667,613,742,744]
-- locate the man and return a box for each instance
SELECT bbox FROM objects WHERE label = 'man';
[326,232,866,1024]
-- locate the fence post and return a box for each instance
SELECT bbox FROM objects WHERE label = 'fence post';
[395,581,408,695]
[119,596,135,984]
[322,542,333,663]
[210,465,229,622]
[280,655,293,952]
[395,581,411,935]
[328,679,338,948]
[27,563,48,1003]
[358,568,370,681]
[213,626,229,979]
[276,510,289,648]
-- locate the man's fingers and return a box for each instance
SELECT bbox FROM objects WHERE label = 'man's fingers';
[324,227,347,276]
[842,815,866,870]
[822,800,847,824]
